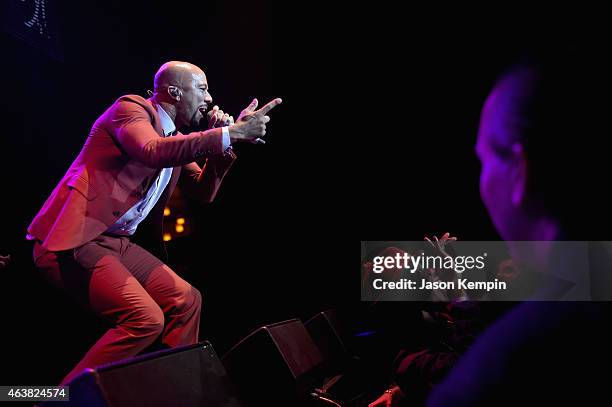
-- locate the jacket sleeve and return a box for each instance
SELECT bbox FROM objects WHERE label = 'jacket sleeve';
[107,99,224,168]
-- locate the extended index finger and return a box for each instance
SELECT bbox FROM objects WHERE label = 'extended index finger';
[256,98,282,115]
[424,237,435,248]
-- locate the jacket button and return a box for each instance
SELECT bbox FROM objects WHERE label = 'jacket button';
[113,211,121,217]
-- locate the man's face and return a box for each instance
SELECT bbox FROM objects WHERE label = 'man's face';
[475,84,522,240]
[176,70,212,129]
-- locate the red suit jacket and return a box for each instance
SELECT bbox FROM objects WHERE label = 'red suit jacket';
[28,95,236,252]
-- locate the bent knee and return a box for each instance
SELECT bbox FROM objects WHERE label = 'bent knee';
[123,304,165,337]
[171,286,202,314]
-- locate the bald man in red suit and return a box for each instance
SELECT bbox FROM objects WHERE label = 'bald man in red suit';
[27,61,282,384]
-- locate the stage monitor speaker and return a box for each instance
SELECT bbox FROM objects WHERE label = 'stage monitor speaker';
[305,310,372,404]
[222,318,324,406]
[42,341,242,407]
[305,309,350,373]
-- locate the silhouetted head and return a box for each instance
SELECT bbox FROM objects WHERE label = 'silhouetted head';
[476,48,608,240]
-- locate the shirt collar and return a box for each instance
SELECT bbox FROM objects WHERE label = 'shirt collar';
[155,104,177,137]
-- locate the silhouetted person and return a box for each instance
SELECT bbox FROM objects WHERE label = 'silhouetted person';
[429,46,612,405]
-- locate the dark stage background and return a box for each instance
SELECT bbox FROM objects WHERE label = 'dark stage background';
[0,0,595,388]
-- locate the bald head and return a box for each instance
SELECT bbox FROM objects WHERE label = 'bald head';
[153,61,205,95]
[151,61,212,130]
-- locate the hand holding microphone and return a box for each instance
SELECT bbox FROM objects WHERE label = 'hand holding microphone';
[206,105,234,129]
